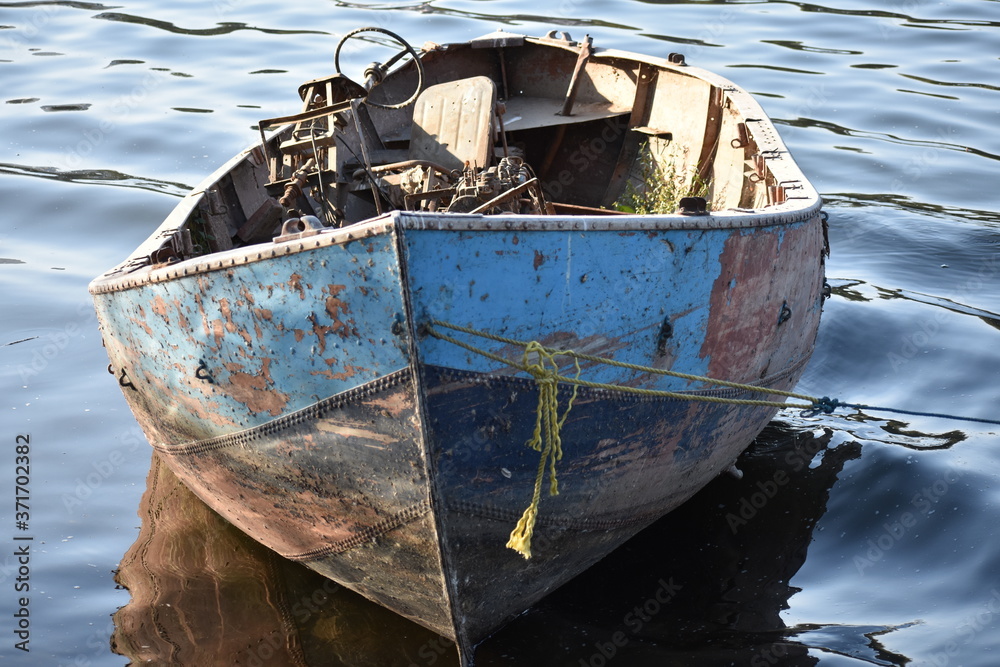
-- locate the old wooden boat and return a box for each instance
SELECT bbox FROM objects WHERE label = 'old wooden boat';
[90,27,826,664]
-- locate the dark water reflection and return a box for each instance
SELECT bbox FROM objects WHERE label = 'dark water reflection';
[113,455,450,666]
[115,424,906,666]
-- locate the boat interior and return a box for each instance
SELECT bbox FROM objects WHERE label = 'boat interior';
[150,28,795,266]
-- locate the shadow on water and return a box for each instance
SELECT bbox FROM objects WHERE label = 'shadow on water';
[112,423,915,666]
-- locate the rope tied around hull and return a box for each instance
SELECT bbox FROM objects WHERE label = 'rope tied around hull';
[505,342,580,559]
[423,319,1000,558]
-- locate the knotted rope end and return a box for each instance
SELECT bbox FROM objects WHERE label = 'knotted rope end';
[802,396,841,418]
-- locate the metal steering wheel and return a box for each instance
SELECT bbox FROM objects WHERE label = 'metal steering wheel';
[334,27,425,110]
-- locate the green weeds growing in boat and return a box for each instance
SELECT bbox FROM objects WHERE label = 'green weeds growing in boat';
[187,211,216,256]
[615,142,708,214]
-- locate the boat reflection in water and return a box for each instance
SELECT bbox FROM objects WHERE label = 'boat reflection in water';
[112,424,911,665]
[111,454,448,666]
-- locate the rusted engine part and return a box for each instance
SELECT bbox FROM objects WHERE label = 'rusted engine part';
[256,78,371,231]
[378,156,549,215]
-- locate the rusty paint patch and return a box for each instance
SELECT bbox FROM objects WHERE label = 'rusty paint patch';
[533,249,546,269]
[194,292,214,343]
[173,298,190,330]
[311,364,362,381]
[324,284,350,322]
[288,273,307,300]
[152,295,169,319]
[218,299,235,334]
[307,314,331,354]
[700,222,823,383]
[220,358,289,416]
[240,285,256,306]
[209,319,225,348]
[130,305,154,337]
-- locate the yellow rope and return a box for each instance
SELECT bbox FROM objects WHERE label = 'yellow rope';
[423,319,813,560]
[505,343,580,559]
[427,320,814,408]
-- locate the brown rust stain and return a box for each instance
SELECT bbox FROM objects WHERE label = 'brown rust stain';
[249,308,272,342]
[194,292,215,345]
[239,285,256,307]
[533,249,546,270]
[208,318,225,347]
[172,298,190,331]
[219,298,236,334]
[288,273,307,300]
[307,313,332,354]
[699,230,779,380]
[315,422,398,446]
[310,364,362,381]
[155,379,426,558]
[284,285,358,353]
[699,223,823,382]
[130,305,154,337]
[152,295,169,319]
[324,284,350,322]
[367,391,415,419]
[220,357,289,417]
[206,298,252,347]
[124,365,240,443]
[163,459,366,554]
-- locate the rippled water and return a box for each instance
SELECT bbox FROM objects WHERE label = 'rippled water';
[2,1,998,665]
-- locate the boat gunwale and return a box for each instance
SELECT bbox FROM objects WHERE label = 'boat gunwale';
[88,198,822,296]
[89,34,823,297]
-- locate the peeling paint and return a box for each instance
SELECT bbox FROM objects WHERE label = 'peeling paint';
[221,358,288,416]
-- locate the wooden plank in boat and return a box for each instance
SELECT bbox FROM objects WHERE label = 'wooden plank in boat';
[501,96,629,130]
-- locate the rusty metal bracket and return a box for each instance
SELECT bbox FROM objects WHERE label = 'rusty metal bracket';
[275,214,326,243]
[539,30,576,46]
[558,35,593,117]
[778,301,792,326]
[195,360,215,384]
[731,121,750,149]
[118,368,135,390]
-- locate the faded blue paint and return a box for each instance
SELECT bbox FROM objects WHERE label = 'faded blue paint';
[402,227,730,389]
[94,233,409,442]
